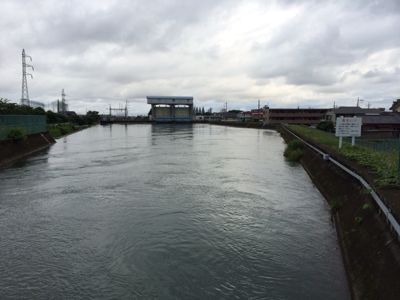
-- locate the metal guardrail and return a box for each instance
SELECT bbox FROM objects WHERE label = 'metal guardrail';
[283,126,400,240]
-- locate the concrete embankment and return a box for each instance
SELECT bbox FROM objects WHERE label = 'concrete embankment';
[280,128,400,299]
[0,132,55,168]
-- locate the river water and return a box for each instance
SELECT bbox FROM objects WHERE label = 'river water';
[0,124,349,299]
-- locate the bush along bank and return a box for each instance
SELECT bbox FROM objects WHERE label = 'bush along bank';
[280,127,400,299]
[6,128,27,141]
[48,123,89,139]
[283,139,304,162]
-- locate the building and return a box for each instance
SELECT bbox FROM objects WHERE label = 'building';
[147,96,193,122]
[361,113,400,138]
[238,109,264,122]
[238,111,252,122]
[263,107,329,125]
[390,99,400,113]
[326,106,385,123]
[323,106,400,138]
[221,111,240,121]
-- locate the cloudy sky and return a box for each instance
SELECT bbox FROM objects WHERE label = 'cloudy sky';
[0,0,399,114]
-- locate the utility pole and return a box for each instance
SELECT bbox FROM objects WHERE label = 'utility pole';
[125,99,128,118]
[21,49,34,106]
[258,99,260,110]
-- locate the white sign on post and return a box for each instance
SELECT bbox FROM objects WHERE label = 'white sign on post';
[335,116,362,148]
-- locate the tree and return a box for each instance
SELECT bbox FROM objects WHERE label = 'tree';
[0,98,45,115]
[85,111,100,125]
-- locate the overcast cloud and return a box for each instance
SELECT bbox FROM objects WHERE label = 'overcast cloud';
[0,0,399,114]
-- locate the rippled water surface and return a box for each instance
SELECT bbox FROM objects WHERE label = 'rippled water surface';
[0,124,349,299]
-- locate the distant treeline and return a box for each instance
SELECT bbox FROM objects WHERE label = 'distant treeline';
[193,106,213,115]
[0,98,99,125]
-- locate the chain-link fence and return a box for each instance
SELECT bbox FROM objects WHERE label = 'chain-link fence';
[0,115,47,140]
[356,137,400,182]
[356,138,399,152]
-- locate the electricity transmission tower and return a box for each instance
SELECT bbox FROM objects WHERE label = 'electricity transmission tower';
[61,89,67,113]
[21,49,34,106]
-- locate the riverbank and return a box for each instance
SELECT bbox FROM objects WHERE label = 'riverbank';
[48,123,90,139]
[0,124,91,168]
[280,127,400,299]
[0,132,55,168]
[205,120,277,130]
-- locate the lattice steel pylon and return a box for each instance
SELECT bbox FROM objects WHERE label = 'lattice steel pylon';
[61,89,66,113]
[21,49,34,106]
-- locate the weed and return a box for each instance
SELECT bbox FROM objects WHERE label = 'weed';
[362,203,372,210]
[7,128,27,141]
[355,216,363,224]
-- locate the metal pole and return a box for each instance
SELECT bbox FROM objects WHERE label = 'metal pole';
[398,136,400,183]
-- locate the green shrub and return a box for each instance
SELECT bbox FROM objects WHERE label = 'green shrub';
[362,203,372,210]
[355,216,363,224]
[285,148,304,162]
[48,126,62,138]
[284,139,304,162]
[48,123,77,139]
[7,128,27,141]
[317,121,334,132]
[287,139,304,151]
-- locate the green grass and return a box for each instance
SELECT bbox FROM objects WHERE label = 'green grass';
[288,125,399,187]
[48,123,85,139]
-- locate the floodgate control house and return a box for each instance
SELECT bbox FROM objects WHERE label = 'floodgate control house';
[147,96,194,123]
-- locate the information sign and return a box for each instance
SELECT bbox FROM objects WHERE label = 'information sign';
[335,117,362,137]
[335,116,362,148]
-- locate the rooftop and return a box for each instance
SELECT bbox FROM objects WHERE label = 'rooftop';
[334,106,385,115]
[362,113,400,124]
[147,96,193,105]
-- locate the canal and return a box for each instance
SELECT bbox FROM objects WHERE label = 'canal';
[0,124,349,299]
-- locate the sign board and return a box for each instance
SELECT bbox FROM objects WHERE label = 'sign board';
[335,116,362,137]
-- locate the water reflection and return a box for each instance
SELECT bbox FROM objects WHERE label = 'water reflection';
[151,123,194,144]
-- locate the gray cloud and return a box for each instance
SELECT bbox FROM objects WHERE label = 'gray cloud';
[0,0,399,114]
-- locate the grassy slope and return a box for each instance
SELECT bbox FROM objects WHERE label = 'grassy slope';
[288,125,399,186]
[48,123,87,139]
